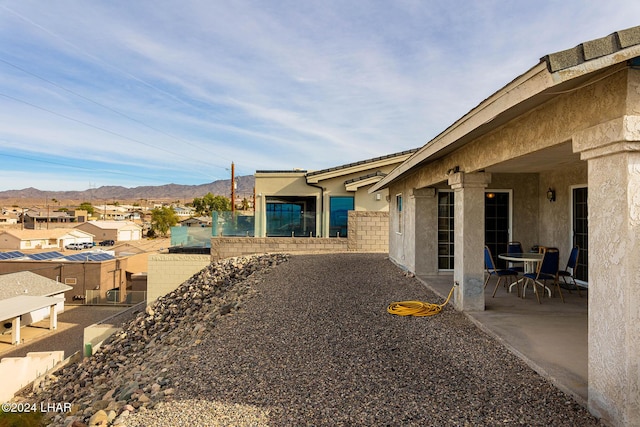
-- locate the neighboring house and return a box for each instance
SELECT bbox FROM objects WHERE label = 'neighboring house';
[180,216,212,227]
[370,26,640,427]
[254,149,417,238]
[0,228,94,250]
[173,206,196,218]
[0,250,138,304]
[0,213,18,225]
[75,221,142,242]
[21,209,88,230]
[0,271,72,330]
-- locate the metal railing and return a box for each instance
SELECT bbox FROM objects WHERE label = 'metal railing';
[84,290,146,305]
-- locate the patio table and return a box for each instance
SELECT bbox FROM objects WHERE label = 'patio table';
[498,252,550,298]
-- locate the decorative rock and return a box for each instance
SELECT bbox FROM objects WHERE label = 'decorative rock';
[87,410,108,426]
[10,254,289,426]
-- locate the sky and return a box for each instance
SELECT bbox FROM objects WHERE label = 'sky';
[1,1,639,191]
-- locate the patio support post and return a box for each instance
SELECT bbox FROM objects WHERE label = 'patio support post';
[11,316,20,345]
[574,114,640,427]
[49,304,57,330]
[448,172,491,311]
[413,187,438,275]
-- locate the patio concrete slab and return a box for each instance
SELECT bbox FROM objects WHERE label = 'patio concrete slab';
[418,273,588,406]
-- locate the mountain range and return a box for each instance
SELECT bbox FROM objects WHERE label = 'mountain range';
[0,175,255,204]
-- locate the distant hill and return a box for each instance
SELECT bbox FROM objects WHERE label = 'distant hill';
[0,175,255,204]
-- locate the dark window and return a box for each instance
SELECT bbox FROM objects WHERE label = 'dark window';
[329,196,354,237]
[266,196,316,237]
[438,191,455,270]
[572,187,588,283]
[485,192,511,269]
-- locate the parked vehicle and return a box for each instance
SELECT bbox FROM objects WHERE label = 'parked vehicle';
[99,240,115,246]
[82,242,95,249]
[65,243,83,250]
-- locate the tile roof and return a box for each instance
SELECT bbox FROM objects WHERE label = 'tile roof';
[306,149,418,177]
[344,171,387,185]
[543,25,640,72]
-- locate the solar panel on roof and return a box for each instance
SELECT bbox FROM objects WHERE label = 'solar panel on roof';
[63,253,114,262]
[0,251,25,260]
[28,251,64,260]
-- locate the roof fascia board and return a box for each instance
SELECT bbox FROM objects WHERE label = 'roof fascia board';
[307,153,413,184]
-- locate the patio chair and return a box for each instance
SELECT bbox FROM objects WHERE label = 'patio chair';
[484,246,519,297]
[558,246,581,296]
[507,241,525,273]
[522,247,564,304]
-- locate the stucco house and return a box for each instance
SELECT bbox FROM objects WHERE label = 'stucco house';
[75,220,142,243]
[0,271,72,329]
[0,228,94,250]
[254,149,416,238]
[370,26,640,426]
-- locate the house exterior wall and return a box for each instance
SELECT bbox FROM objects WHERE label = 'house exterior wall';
[354,186,389,211]
[0,259,127,303]
[76,223,119,242]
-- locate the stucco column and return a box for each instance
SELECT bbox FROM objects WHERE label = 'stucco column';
[12,316,20,345]
[574,115,640,427]
[413,187,438,275]
[448,172,491,311]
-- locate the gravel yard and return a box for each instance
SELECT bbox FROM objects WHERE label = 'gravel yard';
[124,253,601,427]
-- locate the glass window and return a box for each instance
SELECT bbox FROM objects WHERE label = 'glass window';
[484,192,510,269]
[265,196,316,237]
[437,191,454,269]
[396,194,403,233]
[329,196,354,237]
[572,187,588,283]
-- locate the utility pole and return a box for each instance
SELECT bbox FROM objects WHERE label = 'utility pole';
[231,162,236,214]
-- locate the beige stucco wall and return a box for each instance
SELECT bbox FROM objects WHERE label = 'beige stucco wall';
[146,254,210,304]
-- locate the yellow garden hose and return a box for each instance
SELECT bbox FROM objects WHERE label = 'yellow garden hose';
[387,285,456,317]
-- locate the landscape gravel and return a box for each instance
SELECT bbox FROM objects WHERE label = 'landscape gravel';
[19,252,602,426]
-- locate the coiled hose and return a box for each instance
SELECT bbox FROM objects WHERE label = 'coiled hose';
[387,285,456,317]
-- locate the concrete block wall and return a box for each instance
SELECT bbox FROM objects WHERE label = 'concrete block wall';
[147,254,211,304]
[210,211,389,260]
[348,211,389,252]
[210,237,349,261]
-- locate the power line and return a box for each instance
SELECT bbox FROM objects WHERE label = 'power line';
[0,57,234,165]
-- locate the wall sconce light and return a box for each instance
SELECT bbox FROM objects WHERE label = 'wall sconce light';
[546,188,556,202]
[375,193,381,201]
